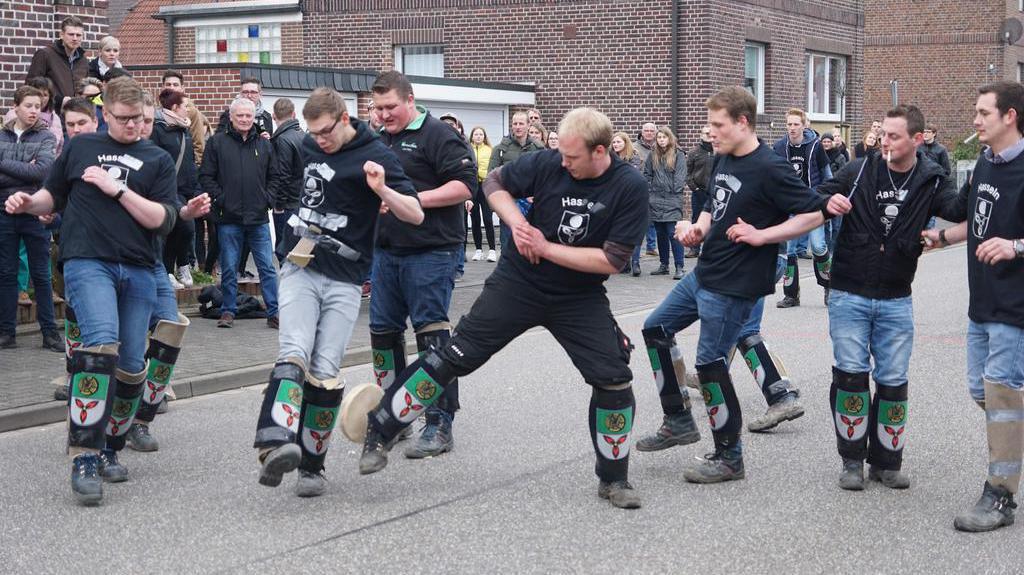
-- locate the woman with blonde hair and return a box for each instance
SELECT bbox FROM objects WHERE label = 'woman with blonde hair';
[528,122,547,146]
[87,36,124,80]
[468,126,497,262]
[643,126,687,279]
[611,131,646,275]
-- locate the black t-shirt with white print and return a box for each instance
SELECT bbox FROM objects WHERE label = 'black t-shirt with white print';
[696,143,828,300]
[961,150,1024,328]
[876,162,912,238]
[786,143,809,186]
[43,132,178,267]
[282,119,420,286]
[500,149,649,294]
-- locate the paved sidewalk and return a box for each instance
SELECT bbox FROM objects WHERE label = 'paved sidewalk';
[1,251,684,421]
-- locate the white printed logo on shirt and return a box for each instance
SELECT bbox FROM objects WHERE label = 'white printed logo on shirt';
[711,173,741,222]
[557,210,590,244]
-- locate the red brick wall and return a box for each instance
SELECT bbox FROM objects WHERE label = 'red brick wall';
[173,27,195,65]
[864,0,1015,149]
[300,0,863,149]
[0,0,109,110]
[281,22,303,65]
[128,65,240,120]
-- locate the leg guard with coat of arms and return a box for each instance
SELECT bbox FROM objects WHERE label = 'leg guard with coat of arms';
[417,325,459,417]
[105,368,146,451]
[867,382,908,471]
[782,255,800,299]
[697,358,743,453]
[984,379,1024,494]
[135,314,190,424]
[642,326,693,416]
[297,377,343,473]
[253,359,306,448]
[830,367,870,461]
[68,344,119,454]
[737,334,795,406]
[590,385,636,483]
[370,349,458,442]
[813,251,832,288]
[64,305,82,373]
[370,331,406,391]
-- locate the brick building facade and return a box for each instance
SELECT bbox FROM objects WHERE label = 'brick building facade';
[864,1,1024,150]
[0,0,109,111]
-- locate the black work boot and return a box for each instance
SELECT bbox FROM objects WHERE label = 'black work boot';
[868,465,910,489]
[97,448,129,483]
[635,411,701,452]
[42,330,65,353]
[598,480,642,509]
[295,469,328,498]
[776,296,800,308]
[683,449,745,483]
[954,481,1017,532]
[258,443,301,487]
[71,453,103,505]
[359,422,394,475]
[839,458,865,491]
[404,409,454,459]
[126,422,159,452]
[650,264,670,276]
[631,261,641,277]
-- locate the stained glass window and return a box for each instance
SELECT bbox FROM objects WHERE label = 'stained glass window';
[195,24,282,64]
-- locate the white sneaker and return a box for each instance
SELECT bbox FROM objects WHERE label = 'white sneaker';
[471,249,483,261]
[167,273,185,290]
[177,265,194,287]
[486,249,497,262]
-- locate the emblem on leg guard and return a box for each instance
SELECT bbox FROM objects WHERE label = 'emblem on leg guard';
[647,348,664,393]
[301,406,338,455]
[701,382,730,431]
[106,397,140,436]
[877,399,907,451]
[373,350,395,389]
[70,373,109,426]
[743,350,765,386]
[391,368,442,423]
[834,390,869,441]
[143,359,174,405]
[596,407,633,460]
[270,380,303,433]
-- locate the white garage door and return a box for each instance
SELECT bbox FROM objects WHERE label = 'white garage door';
[418,100,508,151]
[262,90,358,131]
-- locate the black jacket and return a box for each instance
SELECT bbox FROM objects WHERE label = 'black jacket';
[686,140,713,192]
[920,141,952,176]
[217,107,273,138]
[268,118,305,211]
[151,118,199,203]
[818,150,965,299]
[199,126,277,225]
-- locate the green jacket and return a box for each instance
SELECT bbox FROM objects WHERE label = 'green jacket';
[486,135,545,173]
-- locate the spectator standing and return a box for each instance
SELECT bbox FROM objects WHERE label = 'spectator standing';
[635,122,659,255]
[6,77,63,156]
[854,129,880,159]
[468,126,497,263]
[921,124,952,176]
[217,78,273,137]
[199,98,279,329]
[488,111,545,251]
[546,130,559,150]
[821,134,848,174]
[528,122,547,147]
[26,16,88,113]
[643,126,687,280]
[0,85,60,350]
[610,131,645,276]
[268,98,304,261]
[527,108,541,125]
[685,125,713,258]
[152,88,199,289]
[87,36,123,81]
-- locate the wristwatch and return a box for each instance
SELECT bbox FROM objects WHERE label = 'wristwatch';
[113,182,128,201]
[1014,239,1024,259]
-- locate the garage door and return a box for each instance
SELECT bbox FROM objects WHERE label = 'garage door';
[418,100,508,152]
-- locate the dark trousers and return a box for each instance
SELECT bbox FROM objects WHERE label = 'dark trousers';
[470,183,495,250]
[0,212,56,335]
[163,215,195,272]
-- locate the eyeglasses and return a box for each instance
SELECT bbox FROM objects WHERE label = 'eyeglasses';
[309,116,341,138]
[240,90,261,96]
[109,113,143,126]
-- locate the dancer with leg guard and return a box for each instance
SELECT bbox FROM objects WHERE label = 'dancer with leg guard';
[817,105,963,491]
[773,108,833,308]
[637,87,843,483]
[921,82,1024,531]
[366,72,476,459]
[252,88,422,496]
[5,77,178,504]
[341,107,649,508]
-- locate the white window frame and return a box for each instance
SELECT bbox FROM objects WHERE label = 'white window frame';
[393,45,445,78]
[806,52,847,122]
[194,23,282,65]
[744,42,766,114]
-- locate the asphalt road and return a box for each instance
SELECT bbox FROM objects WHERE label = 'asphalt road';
[0,244,1019,574]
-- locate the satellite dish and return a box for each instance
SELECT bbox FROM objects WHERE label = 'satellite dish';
[1001,18,1023,45]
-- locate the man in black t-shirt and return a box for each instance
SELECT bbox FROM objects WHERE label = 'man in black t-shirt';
[366,71,477,460]
[817,105,963,494]
[250,88,422,497]
[5,77,178,506]
[640,87,843,484]
[341,108,650,509]
[922,82,1024,533]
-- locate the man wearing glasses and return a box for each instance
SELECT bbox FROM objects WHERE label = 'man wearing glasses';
[217,77,273,138]
[251,87,422,496]
[5,77,179,505]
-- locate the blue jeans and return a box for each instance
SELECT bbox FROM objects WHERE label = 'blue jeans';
[653,221,684,267]
[217,223,279,317]
[644,272,756,365]
[63,258,156,373]
[787,224,827,257]
[827,289,913,387]
[151,263,180,326]
[0,212,56,335]
[967,320,1024,401]
[646,224,657,251]
[369,248,459,333]
[738,254,788,339]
